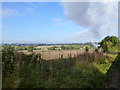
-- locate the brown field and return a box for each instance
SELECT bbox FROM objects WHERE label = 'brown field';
[18,49,94,60]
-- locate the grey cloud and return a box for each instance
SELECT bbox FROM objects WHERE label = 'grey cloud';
[62,2,107,27]
[62,2,118,41]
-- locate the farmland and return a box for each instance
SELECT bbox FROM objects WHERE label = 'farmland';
[2,1,119,89]
[19,50,84,60]
[18,45,95,60]
[2,36,120,88]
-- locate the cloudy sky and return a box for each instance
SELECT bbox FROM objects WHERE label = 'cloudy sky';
[2,2,118,43]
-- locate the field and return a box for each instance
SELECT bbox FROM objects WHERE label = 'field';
[2,36,120,88]
[2,46,119,88]
[18,50,92,60]
[17,44,96,60]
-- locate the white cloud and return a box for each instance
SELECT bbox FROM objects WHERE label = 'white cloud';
[62,2,118,42]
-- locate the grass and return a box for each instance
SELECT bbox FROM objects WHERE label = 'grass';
[2,45,118,88]
[95,60,112,74]
[93,54,117,74]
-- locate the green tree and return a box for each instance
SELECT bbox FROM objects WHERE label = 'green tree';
[61,45,66,50]
[99,36,119,52]
[85,47,89,52]
[48,46,58,50]
[28,46,34,52]
[111,36,119,46]
[2,46,17,77]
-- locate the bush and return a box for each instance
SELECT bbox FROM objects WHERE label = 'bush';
[28,46,34,52]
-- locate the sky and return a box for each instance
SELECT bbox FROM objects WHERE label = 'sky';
[2,2,118,44]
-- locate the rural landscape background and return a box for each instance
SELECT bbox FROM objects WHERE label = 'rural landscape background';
[1,1,120,88]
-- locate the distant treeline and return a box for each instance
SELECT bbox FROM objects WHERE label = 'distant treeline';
[2,42,98,46]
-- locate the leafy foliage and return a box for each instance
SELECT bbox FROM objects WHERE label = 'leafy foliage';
[48,46,58,50]
[85,47,89,52]
[2,46,109,88]
[99,36,119,52]
[27,46,34,52]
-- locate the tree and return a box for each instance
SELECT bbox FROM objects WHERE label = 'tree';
[85,47,89,52]
[99,36,119,52]
[61,45,66,50]
[111,36,119,46]
[2,46,17,77]
[28,46,34,52]
[48,46,57,50]
[95,48,98,52]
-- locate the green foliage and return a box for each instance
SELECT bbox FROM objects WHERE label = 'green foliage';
[14,46,27,50]
[71,61,107,88]
[2,44,117,88]
[85,47,89,52]
[28,46,34,52]
[2,46,17,77]
[19,63,43,88]
[99,36,119,53]
[60,45,95,50]
[48,46,58,50]
[61,45,66,50]
[95,59,112,74]
[2,46,21,88]
[111,36,119,46]
[2,35,119,88]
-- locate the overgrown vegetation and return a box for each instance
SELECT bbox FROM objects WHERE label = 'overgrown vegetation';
[2,36,119,88]
[2,49,108,88]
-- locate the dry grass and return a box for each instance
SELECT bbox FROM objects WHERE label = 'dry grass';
[18,50,95,60]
